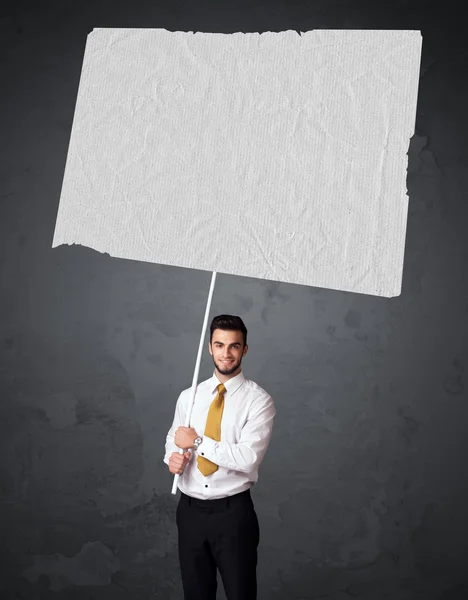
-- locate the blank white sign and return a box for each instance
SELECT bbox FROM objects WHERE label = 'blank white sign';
[53,28,422,297]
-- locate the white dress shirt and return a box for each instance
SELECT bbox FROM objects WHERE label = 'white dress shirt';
[163,369,276,500]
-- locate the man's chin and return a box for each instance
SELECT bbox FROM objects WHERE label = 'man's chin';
[217,362,237,373]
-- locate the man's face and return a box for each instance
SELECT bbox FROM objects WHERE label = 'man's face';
[209,329,248,378]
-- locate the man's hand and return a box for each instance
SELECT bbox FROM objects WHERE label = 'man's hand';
[175,426,198,449]
[168,451,191,475]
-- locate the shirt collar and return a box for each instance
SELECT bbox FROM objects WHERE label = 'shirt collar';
[210,369,246,396]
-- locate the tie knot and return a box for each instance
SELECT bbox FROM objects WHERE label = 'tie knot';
[217,383,226,395]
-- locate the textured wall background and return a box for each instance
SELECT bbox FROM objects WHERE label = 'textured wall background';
[1,1,467,599]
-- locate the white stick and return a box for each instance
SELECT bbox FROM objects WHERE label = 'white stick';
[171,271,218,495]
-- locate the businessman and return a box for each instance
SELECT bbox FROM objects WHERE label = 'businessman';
[164,314,276,600]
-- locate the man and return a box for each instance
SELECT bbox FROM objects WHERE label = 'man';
[163,314,276,600]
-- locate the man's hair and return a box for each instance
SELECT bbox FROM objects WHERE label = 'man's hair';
[209,315,248,348]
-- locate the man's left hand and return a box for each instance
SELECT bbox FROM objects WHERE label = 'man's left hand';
[175,426,198,449]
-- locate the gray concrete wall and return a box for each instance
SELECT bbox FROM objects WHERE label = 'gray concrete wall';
[1,1,467,598]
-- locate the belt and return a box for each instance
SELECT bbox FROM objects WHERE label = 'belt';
[181,488,251,509]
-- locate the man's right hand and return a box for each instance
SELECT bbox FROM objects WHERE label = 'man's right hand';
[169,451,191,475]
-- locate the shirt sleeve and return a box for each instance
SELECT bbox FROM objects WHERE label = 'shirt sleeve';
[163,391,190,465]
[196,394,276,473]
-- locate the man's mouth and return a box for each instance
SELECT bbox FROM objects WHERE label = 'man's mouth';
[221,360,233,364]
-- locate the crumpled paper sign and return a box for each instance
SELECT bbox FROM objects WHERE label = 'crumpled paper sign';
[53,28,422,297]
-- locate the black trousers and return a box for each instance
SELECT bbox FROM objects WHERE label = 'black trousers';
[176,488,260,600]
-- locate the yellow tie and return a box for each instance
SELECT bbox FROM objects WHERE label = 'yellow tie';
[197,383,226,476]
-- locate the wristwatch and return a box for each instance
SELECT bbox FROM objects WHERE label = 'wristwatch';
[193,436,203,450]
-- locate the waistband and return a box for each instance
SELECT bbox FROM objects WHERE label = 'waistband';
[180,488,251,509]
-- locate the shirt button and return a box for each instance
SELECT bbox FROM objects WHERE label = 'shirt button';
[205,485,208,488]
[201,453,204,456]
